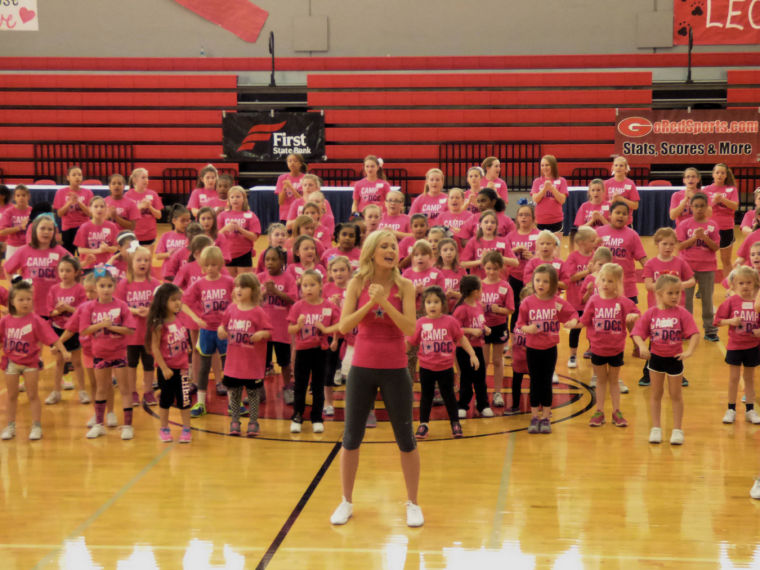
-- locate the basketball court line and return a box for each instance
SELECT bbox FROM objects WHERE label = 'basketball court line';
[488,431,516,549]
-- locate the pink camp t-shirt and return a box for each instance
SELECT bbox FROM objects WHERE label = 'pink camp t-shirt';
[221,305,273,379]
[78,298,137,361]
[314,224,332,250]
[522,257,564,287]
[676,217,719,272]
[604,178,639,225]
[595,225,647,297]
[531,177,569,224]
[715,295,760,351]
[286,198,335,227]
[47,283,86,330]
[669,190,693,227]
[515,295,578,350]
[408,315,463,372]
[580,295,639,356]
[581,273,599,304]
[409,193,449,222]
[257,271,297,344]
[632,305,699,357]
[115,277,161,346]
[461,236,514,279]
[322,247,360,271]
[353,178,391,213]
[0,205,32,247]
[437,211,472,237]
[155,231,188,256]
[398,235,421,260]
[737,229,760,260]
[562,251,593,310]
[480,177,509,203]
[703,184,739,230]
[160,320,191,369]
[507,229,539,282]
[0,313,59,368]
[741,209,758,232]
[452,302,487,348]
[73,220,120,267]
[125,189,163,241]
[105,196,140,226]
[187,187,219,212]
[574,201,610,228]
[275,173,304,220]
[286,263,327,288]
[217,210,261,259]
[182,275,234,331]
[53,187,94,230]
[379,213,411,236]
[642,257,693,308]
[511,325,528,374]
[402,266,445,310]
[352,284,407,369]
[4,245,70,316]
[439,266,466,312]
[170,254,198,289]
[481,280,514,327]
[459,212,515,240]
[287,299,340,350]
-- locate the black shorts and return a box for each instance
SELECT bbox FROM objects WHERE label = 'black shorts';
[52,325,80,352]
[719,228,735,249]
[158,367,192,409]
[537,221,563,233]
[725,347,760,367]
[126,345,155,371]
[268,341,291,367]
[648,353,684,376]
[484,322,509,344]
[223,375,264,390]
[139,239,155,246]
[590,351,624,367]
[628,296,638,305]
[226,251,253,267]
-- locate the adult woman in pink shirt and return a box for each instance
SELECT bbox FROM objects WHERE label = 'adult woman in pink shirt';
[530,155,568,240]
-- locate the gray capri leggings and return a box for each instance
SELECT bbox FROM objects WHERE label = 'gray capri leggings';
[342,366,417,452]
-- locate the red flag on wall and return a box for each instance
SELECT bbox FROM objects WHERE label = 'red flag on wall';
[674,0,760,45]
[171,0,268,43]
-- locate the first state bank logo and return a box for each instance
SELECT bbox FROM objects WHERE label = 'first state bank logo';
[237,121,287,152]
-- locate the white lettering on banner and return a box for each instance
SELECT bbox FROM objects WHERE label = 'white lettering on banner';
[272,132,311,157]
[707,0,760,30]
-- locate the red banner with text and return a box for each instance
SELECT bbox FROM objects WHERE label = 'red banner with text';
[674,0,760,45]
[616,110,760,165]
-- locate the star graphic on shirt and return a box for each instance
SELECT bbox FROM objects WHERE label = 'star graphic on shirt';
[595,321,604,331]
[423,341,434,353]
[374,307,385,318]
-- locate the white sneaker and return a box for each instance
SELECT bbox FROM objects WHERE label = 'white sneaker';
[1,423,16,440]
[492,392,505,407]
[458,408,467,419]
[670,429,684,445]
[86,424,106,439]
[18,381,25,393]
[86,414,96,428]
[106,412,118,428]
[63,380,75,390]
[723,409,737,424]
[313,422,324,433]
[618,380,629,394]
[648,427,662,444]
[405,501,424,527]
[28,424,42,440]
[78,390,91,404]
[45,391,61,405]
[747,409,760,424]
[567,355,577,369]
[121,425,134,440]
[552,373,560,384]
[750,478,760,499]
[290,421,302,433]
[330,498,353,525]
[480,407,494,418]
[590,375,597,388]
[324,405,335,416]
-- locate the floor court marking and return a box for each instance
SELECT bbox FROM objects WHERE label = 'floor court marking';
[488,431,516,549]
[31,443,176,570]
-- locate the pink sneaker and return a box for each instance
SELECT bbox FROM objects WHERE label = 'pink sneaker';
[159,428,172,443]
[142,391,158,406]
[131,392,140,407]
[589,410,605,427]
[179,427,192,443]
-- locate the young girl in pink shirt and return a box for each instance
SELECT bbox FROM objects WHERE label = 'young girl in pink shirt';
[436,238,465,312]
[596,201,648,302]
[574,178,610,229]
[219,273,273,437]
[188,164,219,219]
[0,281,70,441]
[504,288,531,416]
[155,204,191,261]
[53,165,93,254]
[288,235,327,287]
[256,223,288,273]
[217,185,261,276]
[481,251,514,408]
[633,275,699,445]
[459,188,515,241]
[285,174,321,231]
[437,188,471,238]
[409,168,448,222]
[461,211,518,279]
[105,174,139,232]
[604,157,639,226]
[352,155,391,214]
[162,222,202,281]
[507,204,540,334]
[669,167,703,227]
[703,163,739,276]
[275,154,307,223]
[580,263,640,428]
[361,204,382,237]
[522,230,564,287]
[563,226,596,369]
[322,223,361,270]
[285,216,326,264]
[480,156,509,203]
[399,214,429,268]
[517,264,579,434]
[197,206,220,244]
[126,168,163,247]
[530,155,568,238]
[0,185,32,259]
[323,256,352,416]
[741,188,760,235]
[74,197,120,270]
[379,190,411,240]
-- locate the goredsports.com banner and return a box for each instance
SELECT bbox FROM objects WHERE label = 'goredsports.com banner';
[615,110,760,165]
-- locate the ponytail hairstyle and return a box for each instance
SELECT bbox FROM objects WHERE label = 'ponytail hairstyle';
[455,275,482,308]
[196,206,218,239]
[532,263,559,297]
[188,234,214,263]
[423,168,445,195]
[287,153,308,174]
[477,188,506,213]
[197,164,218,187]
[363,155,387,181]
[169,203,190,231]
[714,163,737,187]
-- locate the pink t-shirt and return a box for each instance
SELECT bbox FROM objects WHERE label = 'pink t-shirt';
[581,273,599,303]
[632,305,699,357]
[562,251,593,310]
[511,325,528,374]
[715,295,760,351]
[402,266,445,310]
[461,236,514,279]
[642,257,693,308]
[286,198,335,228]
[516,295,578,350]
[737,229,760,260]
[353,178,391,213]
[115,277,161,346]
[314,225,332,250]
[73,220,120,267]
[65,304,92,357]
[459,211,515,240]
[379,214,411,236]
[531,177,569,224]
[741,209,759,232]
[669,190,693,227]
[408,315,463,371]
[286,263,327,288]
[155,231,188,256]
[480,177,509,203]
[604,177,639,225]
[580,295,639,356]
[257,271,297,344]
[452,302,487,348]
[182,275,234,330]
[676,217,719,272]
[322,247,361,271]
[4,245,70,316]
[78,298,137,360]
[125,188,163,241]
[159,320,191,369]
[0,205,32,247]
[221,304,273,379]
[167,250,193,285]
[187,187,219,212]
[352,284,407,369]
[217,210,261,259]
[522,257,564,287]
[481,280,514,327]
[507,229,540,281]
[438,211,472,236]
[398,235,420,260]
[409,193,449,222]
[287,299,340,350]
[47,283,86,330]
[439,266,466,312]
[573,201,610,228]
[703,184,739,230]
[595,225,647,297]
[0,313,59,368]
[275,172,305,220]
[53,187,94,230]
[105,196,140,227]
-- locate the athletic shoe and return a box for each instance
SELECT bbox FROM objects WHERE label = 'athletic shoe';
[539,418,552,434]
[527,417,540,434]
[283,383,295,405]
[179,427,192,443]
[567,355,577,369]
[750,478,760,499]
[590,375,597,388]
[670,429,684,445]
[18,381,25,392]
[503,406,521,416]
[142,391,158,406]
[229,421,241,436]
[86,424,105,439]
[190,402,206,418]
[552,373,560,384]
[121,425,134,440]
[583,350,592,359]
[1,423,15,440]
[589,410,605,427]
[415,424,429,440]
[451,422,463,438]
[330,498,353,525]
[682,378,689,387]
[106,412,118,428]
[649,427,662,444]
[290,420,302,434]
[247,421,260,437]
[324,405,335,416]
[432,389,444,406]
[216,383,228,396]
[228,404,249,418]
[406,501,424,527]
[704,333,720,342]
[79,390,91,404]
[131,392,140,408]
[44,391,61,405]
[458,408,467,419]
[86,415,96,428]
[159,428,173,443]
[618,380,629,394]
[366,411,377,428]
[480,407,494,418]
[28,424,42,440]
[747,409,760,424]
[313,422,324,433]
[492,392,505,407]
[638,376,650,387]
[723,409,737,424]
[611,409,628,427]
[63,379,75,390]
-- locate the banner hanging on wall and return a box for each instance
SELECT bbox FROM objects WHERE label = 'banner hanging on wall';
[616,109,760,165]
[0,0,38,31]
[674,0,760,45]
[223,112,325,161]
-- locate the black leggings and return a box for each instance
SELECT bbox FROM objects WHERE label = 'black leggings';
[568,310,584,349]
[324,337,344,386]
[127,345,155,371]
[342,366,416,452]
[526,346,557,408]
[457,346,488,412]
[509,275,524,332]
[419,367,458,424]
[511,372,524,406]
[61,227,78,255]
[293,347,327,423]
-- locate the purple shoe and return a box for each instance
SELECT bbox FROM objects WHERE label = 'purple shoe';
[527,417,540,434]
